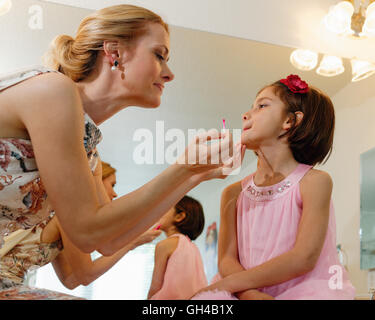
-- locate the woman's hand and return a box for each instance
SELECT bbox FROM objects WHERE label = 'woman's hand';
[176,129,234,175]
[190,141,246,183]
[190,278,231,299]
[130,229,162,249]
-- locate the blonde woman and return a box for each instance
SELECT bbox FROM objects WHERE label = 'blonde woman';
[0,5,237,299]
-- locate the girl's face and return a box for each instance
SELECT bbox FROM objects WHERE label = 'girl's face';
[117,23,175,108]
[241,86,291,150]
[102,173,118,201]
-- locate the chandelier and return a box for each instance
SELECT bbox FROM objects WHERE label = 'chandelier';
[324,0,375,38]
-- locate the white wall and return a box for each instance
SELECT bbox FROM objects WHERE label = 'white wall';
[319,78,375,295]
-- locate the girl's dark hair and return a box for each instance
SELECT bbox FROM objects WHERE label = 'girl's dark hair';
[174,195,205,241]
[258,81,335,166]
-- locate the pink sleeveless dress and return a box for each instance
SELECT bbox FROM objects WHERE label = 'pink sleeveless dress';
[193,164,356,300]
[150,233,208,300]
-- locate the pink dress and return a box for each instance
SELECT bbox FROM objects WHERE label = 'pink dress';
[193,164,356,300]
[150,233,208,300]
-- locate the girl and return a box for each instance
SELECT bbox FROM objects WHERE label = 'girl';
[148,196,208,300]
[0,5,234,298]
[192,75,356,300]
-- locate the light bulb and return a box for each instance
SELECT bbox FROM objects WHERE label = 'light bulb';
[351,59,375,82]
[363,2,375,36]
[290,49,319,71]
[0,0,12,16]
[316,55,345,77]
[324,1,354,35]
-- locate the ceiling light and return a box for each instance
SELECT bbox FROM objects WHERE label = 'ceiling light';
[363,2,375,36]
[316,55,345,77]
[351,59,375,82]
[290,49,319,71]
[0,0,11,16]
[324,1,354,35]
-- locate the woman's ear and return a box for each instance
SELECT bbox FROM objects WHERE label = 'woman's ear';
[174,211,186,223]
[103,41,120,60]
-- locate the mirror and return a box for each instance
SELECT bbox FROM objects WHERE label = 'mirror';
[3,0,373,299]
[360,147,375,270]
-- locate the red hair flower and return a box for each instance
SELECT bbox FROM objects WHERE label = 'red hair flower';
[280,74,309,94]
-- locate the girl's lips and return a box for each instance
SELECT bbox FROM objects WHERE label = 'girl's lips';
[154,83,164,92]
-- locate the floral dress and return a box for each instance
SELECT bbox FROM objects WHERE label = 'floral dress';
[0,66,102,299]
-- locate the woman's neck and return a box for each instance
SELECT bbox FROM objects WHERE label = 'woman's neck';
[74,59,132,125]
[254,144,299,187]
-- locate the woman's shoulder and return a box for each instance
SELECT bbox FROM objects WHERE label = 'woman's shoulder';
[222,180,243,198]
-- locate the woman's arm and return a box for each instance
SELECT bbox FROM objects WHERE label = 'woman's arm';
[52,217,161,289]
[13,73,231,254]
[198,169,332,294]
[147,237,178,299]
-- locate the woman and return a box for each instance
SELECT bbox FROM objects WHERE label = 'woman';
[0,4,238,297]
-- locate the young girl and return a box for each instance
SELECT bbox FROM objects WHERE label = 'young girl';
[192,75,356,300]
[148,195,208,300]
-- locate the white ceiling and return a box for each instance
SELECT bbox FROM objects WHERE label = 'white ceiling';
[41,0,375,63]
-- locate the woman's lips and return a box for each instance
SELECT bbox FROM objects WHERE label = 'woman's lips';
[154,83,164,92]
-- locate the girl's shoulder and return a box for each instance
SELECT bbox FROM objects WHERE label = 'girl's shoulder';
[155,236,180,256]
[299,168,333,198]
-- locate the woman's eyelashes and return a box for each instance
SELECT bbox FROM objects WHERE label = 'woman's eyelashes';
[155,52,165,61]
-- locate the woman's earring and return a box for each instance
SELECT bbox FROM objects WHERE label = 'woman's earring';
[111,60,119,71]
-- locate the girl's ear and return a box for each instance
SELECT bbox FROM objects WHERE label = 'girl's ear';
[174,211,186,223]
[283,111,304,131]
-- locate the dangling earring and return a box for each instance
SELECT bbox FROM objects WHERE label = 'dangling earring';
[111,60,119,71]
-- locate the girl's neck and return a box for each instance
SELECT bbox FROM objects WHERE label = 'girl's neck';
[254,144,299,187]
[164,226,181,238]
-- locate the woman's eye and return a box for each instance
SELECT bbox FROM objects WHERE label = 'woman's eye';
[155,53,164,61]
[258,104,266,109]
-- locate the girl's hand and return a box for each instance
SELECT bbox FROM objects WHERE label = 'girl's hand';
[176,129,233,175]
[190,279,230,299]
[190,142,246,183]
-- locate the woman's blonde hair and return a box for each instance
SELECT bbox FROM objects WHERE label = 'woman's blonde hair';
[43,4,169,82]
[101,161,117,180]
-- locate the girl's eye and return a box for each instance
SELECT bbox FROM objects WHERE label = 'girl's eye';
[258,104,268,109]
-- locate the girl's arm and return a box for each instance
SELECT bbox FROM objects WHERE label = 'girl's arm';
[217,181,245,277]
[216,181,258,299]
[199,169,332,294]
[147,237,179,299]
[14,73,231,255]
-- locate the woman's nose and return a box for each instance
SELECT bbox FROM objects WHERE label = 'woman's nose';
[163,64,175,83]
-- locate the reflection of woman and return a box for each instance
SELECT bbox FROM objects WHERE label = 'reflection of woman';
[0,4,234,298]
[101,161,118,201]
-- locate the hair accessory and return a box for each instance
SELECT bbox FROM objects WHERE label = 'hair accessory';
[222,118,226,130]
[280,74,309,94]
[154,224,161,230]
[111,60,119,71]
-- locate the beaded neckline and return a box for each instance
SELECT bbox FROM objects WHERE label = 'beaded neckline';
[245,164,304,201]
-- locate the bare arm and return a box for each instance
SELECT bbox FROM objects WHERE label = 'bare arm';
[13,73,231,254]
[198,169,332,294]
[147,237,178,299]
[52,217,161,289]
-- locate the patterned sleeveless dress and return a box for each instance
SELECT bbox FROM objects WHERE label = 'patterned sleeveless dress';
[0,66,102,299]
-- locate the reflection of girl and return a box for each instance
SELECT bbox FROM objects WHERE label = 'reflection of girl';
[193,75,356,300]
[0,4,234,298]
[204,222,218,282]
[148,196,208,300]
